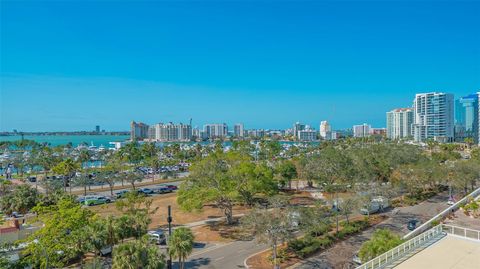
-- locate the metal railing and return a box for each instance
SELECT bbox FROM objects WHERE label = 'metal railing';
[442,224,480,241]
[355,225,444,269]
[356,224,480,269]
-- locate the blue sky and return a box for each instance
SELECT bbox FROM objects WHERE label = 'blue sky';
[1,1,479,132]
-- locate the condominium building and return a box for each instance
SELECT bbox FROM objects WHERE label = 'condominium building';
[248,129,265,138]
[298,129,317,141]
[386,108,414,140]
[154,122,192,141]
[454,94,479,143]
[177,123,192,141]
[319,121,332,140]
[234,123,245,137]
[412,92,454,142]
[353,124,371,138]
[204,123,228,139]
[147,125,156,140]
[130,121,149,141]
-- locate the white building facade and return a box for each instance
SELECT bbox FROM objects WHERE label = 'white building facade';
[412,92,454,142]
[319,121,332,140]
[386,108,414,140]
[234,123,245,137]
[353,124,371,138]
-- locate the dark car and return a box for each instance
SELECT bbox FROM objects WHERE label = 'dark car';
[166,184,178,191]
[407,219,419,231]
[27,176,37,182]
[154,187,173,194]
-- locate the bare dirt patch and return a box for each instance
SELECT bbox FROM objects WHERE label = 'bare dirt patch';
[90,193,251,228]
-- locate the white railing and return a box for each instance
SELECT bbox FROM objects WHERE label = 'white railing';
[403,186,480,240]
[355,225,444,269]
[442,224,480,241]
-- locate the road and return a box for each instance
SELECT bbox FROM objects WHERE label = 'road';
[179,192,451,269]
[176,239,268,269]
[293,192,451,269]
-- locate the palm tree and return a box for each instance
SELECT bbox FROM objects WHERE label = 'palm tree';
[112,237,165,269]
[52,158,80,192]
[168,227,195,269]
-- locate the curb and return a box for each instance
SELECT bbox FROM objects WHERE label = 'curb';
[243,247,270,269]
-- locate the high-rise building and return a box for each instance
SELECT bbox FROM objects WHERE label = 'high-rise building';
[234,123,245,137]
[204,123,228,139]
[154,122,192,141]
[293,122,306,140]
[353,124,371,138]
[478,92,480,145]
[319,121,332,140]
[130,121,149,141]
[454,94,479,143]
[147,125,156,140]
[386,108,414,140]
[248,129,265,138]
[412,92,454,142]
[298,129,317,141]
[178,123,192,141]
[95,125,100,133]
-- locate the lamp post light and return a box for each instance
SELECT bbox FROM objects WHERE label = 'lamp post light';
[167,205,173,269]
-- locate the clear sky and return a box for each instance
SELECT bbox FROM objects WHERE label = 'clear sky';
[1,1,479,132]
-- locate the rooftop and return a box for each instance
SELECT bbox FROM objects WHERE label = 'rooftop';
[394,235,480,269]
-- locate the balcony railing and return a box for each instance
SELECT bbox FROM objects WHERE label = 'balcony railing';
[356,224,480,269]
[355,225,444,269]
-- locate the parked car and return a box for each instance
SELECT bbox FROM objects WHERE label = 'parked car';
[154,186,173,194]
[447,199,455,205]
[148,229,166,245]
[84,196,111,206]
[115,190,129,199]
[166,184,178,191]
[139,188,154,195]
[352,252,362,265]
[407,219,420,231]
[27,176,37,182]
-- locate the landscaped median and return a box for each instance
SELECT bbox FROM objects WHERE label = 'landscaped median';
[245,215,386,269]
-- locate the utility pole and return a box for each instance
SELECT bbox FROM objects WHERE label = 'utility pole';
[167,205,173,269]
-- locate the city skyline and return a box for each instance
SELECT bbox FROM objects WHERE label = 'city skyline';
[1,1,479,131]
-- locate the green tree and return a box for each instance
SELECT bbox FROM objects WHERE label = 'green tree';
[168,227,195,269]
[0,184,39,215]
[306,146,355,232]
[242,197,295,269]
[115,191,157,239]
[23,198,94,268]
[359,229,403,263]
[178,151,276,224]
[275,160,297,189]
[52,158,80,192]
[112,237,165,269]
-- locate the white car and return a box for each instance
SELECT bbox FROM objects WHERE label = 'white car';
[447,199,455,206]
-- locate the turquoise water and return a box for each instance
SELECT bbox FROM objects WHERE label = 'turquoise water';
[0,135,129,147]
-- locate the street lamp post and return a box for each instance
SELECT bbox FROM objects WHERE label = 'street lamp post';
[167,205,173,269]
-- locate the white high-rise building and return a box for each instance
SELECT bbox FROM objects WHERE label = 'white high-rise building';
[154,122,192,141]
[386,108,414,140]
[413,92,454,142]
[353,124,371,138]
[319,121,332,140]
[204,123,228,139]
[234,123,245,137]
